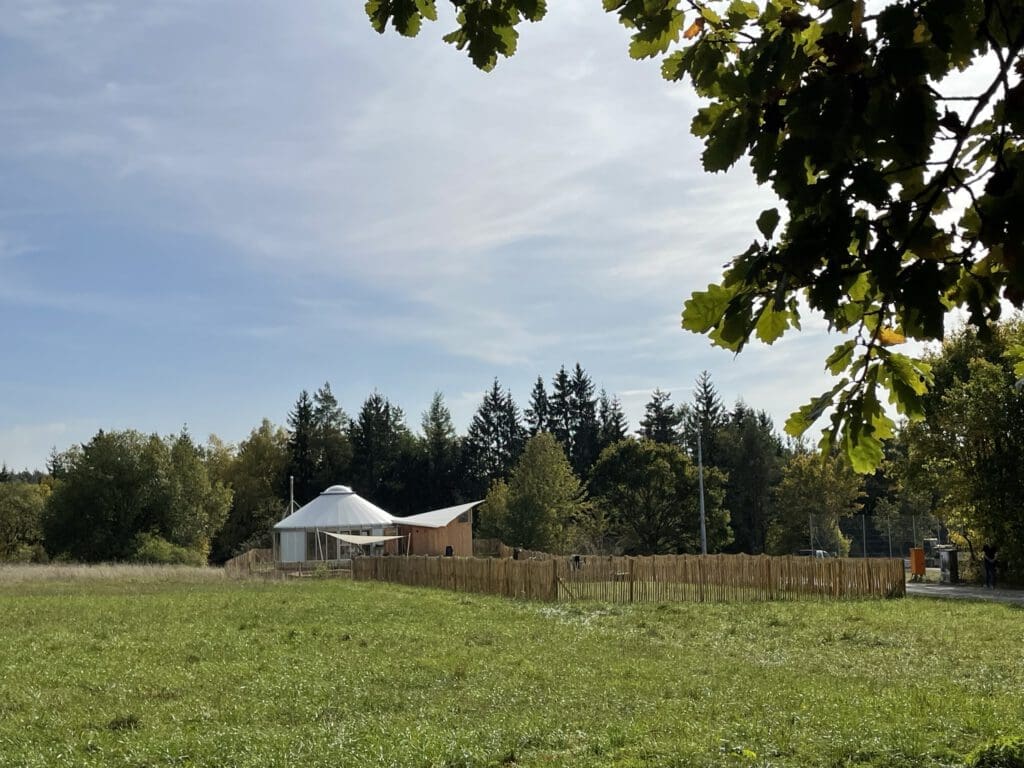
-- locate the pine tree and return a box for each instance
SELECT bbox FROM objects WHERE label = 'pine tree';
[524,376,549,436]
[638,389,681,444]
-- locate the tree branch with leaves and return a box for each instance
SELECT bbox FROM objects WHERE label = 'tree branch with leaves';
[365,0,1024,471]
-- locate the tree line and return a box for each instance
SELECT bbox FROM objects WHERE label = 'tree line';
[2,328,1022,580]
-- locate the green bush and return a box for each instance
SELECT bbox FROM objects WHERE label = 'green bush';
[967,738,1024,768]
[131,534,207,567]
[0,543,48,564]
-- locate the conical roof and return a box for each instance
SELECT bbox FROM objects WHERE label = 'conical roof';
[273,485,394,530]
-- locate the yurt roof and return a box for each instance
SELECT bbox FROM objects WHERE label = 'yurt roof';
[273,485,394,530]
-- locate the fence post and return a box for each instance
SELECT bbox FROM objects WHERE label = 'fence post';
[551,558,558,601]
[628,558,635,603]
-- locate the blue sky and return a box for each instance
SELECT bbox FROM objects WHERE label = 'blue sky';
[0,0,848,471]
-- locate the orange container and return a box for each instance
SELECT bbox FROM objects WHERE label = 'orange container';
[910,547,926,577]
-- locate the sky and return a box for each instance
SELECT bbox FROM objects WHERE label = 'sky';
[0,0,853,472]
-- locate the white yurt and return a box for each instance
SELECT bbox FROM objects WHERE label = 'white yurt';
[272,485,399,563]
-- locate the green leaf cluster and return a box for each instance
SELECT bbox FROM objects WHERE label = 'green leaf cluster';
[366,0,1024,472]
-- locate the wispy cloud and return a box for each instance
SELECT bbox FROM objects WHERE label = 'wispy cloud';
[0,0,854,469]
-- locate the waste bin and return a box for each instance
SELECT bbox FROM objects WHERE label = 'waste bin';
[909,548,926,581]
[938,547,959,584]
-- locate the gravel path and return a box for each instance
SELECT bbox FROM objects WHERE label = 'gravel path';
[906,582,1024,606]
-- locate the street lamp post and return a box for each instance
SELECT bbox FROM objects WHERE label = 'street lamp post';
[697,429,707,555]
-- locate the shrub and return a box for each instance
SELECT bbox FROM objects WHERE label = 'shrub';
[131,534,207,567]
[967,738,1024,768]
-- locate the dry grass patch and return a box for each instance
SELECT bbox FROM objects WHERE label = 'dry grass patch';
[0,562,224,586]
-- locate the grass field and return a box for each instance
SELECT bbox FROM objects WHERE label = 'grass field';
[0,568,1022,767]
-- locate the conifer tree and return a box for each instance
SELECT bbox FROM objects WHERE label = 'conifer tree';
[311,382,352,492]
[718,402,786,554]
[569,363,600,477]
[418,392,461,510]
[597,389,629,452]
[349,392,415,511]
[463,379,526,498]
[680,371,728,467]
[286,390,317,505]
[524,376,550,436]
[548,366,573,452]
[638,389,681,444]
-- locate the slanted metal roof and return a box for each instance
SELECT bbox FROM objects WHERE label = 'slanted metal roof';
[273,485,394,530]
[392,500,482,529]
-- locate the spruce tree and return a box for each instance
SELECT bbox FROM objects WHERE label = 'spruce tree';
[311,382,352,491]
[548,366,573,453]
[286,390,317,505]
[463,379,525,498]
[680,371,727,467]
[597,390,629,452]
[569,363,600,477]
[418,392,461,510]
[718,402,785,554]
[349,392,414,511]
[524,376,550,436]
[638,388,681,444]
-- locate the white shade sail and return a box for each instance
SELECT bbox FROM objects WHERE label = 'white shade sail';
[321,531,402,545]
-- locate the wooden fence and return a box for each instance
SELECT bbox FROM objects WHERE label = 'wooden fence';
[223,548,273,578]
[354,554,558,600]
[352,553,906,602]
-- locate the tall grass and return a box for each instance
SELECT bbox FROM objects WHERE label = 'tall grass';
[0,578,1021,767]
[0,562,224,585]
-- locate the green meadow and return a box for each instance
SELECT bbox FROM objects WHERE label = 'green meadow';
[0,567,1021,767]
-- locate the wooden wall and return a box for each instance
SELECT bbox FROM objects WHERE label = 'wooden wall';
[399,520,472,557]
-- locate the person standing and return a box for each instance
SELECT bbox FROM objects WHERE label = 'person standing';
[982,543,998,589]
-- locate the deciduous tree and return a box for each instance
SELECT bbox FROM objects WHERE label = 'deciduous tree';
[478,432,585,551]
[590,438,730,554]
[365,0,1024,471]
[210,419,290,561]
[766,450,862,556]
[0,482,48,562]
[44,429,231,562]
[901,320,1024,577]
